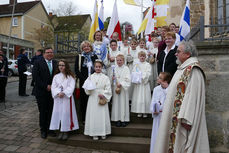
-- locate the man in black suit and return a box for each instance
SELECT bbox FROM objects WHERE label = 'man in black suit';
[17,48,31,96]
[157,32,178,76]
[33,47,57,139]
[0,50,8,103]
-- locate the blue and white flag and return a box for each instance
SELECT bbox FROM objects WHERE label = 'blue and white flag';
[98,0,104,30]
[179,0,190,42]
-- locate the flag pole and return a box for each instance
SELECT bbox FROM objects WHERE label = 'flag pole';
[140,0,143,38]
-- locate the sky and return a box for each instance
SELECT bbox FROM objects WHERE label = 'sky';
[0,0,152,33]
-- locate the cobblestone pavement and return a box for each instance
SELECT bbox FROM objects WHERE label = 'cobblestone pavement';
[0,98,118,153]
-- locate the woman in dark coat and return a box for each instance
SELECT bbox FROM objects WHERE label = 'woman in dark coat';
[75,41,98,123]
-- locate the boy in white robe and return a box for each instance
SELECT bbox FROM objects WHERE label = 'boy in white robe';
[50,60,79,140]
[131,51,152,118]
[149,72,172,153]
[126,39,139,100]
[110,54,131,127]
[105,40,123,78]
[83,60,112,140]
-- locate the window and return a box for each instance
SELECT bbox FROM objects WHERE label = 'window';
[218,0,224,32]
[12,34,18,38]
[226,0,229,30]
[12,17,18,26]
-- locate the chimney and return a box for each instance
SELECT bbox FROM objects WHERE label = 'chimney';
[49,12,53,17]
[10,0,17,5]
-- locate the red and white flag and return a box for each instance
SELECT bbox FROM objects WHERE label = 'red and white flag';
[107,0,122,41]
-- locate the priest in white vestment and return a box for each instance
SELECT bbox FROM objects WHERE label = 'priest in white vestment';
[153,40,210,153]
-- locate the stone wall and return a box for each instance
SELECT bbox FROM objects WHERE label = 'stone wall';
[196,41,229,153]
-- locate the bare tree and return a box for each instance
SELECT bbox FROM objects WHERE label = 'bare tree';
[52,1,80,16]
[34,25,54,48]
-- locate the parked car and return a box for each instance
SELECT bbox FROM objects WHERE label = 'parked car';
[8,59,18,77]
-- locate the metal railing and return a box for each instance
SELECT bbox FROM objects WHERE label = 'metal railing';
[190,16,229,41]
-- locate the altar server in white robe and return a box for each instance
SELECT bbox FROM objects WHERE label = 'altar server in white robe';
[50,60,79,140]
[126,39,140,100]
[150,72,172,153]
[110,54,131,127]
[148,37,159,90]
[131,51,152,118]
[83,60,112,140]
[105,40,123,78]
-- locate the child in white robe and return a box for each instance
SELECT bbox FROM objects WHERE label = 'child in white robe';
[126,39,139,100]
[110,54,131,127]
[83,60,112,140]
[131,51,152,118]
[105,40,123,77]
[50,59,79,140]
[149,72,172,153]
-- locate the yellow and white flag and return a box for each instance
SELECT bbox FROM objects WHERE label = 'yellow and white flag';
[137,1,156,35]
[155,0,170,27]
[88,0,99,42]
[123,0,141,6]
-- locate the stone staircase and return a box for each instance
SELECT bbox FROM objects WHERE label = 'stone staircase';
[48,114,153,153]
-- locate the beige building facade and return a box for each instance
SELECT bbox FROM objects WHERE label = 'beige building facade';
[0,0,53,58]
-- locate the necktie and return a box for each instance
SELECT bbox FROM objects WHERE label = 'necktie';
[47,61,52,75]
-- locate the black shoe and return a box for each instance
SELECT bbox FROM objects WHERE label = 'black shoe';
[41,131,47,139]
[0,99,5,103]
[121,122,127,127]
[62,132,68,140]
[116,121,121,127]
[58,132,63,140]
[19,94,29,97]
[48,131,57,137]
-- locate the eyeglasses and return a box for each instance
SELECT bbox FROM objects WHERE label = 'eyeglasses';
[45,52,53,54]
[58,65,65,67]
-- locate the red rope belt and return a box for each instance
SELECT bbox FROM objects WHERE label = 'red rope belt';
[70,96,74,130]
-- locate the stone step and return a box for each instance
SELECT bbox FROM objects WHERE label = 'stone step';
[77,122,152,138]
[130,114,153,124]
[48,134,150,153]
[111,122,152,138]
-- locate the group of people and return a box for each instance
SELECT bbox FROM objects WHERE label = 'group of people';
[0,21,210,152]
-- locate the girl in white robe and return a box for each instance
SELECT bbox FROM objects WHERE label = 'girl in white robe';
[149,72,172,153]
[50,60,79,140]
[131,51,152,118]
[83,60,112,140]
[110,54,131,127]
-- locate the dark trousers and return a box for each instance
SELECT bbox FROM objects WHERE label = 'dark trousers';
[80,87,89,122]
[36,93,54,133]
[19,72,27,95]
[0,77,7,101]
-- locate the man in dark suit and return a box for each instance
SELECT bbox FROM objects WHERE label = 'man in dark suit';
[157,32,178,77]
[0,50,8,103]
[17,48,31,96]
[33,47,57,139]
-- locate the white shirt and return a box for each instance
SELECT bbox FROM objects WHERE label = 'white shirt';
[162,44,176,72]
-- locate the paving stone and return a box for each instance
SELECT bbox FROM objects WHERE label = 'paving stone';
[29,143,40,149]
[4,135,16,140]
[0,144,7,150]
[4,145,20,152]
[40,150,50,153]
[16,146,33,153]
[29,148,42,153]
